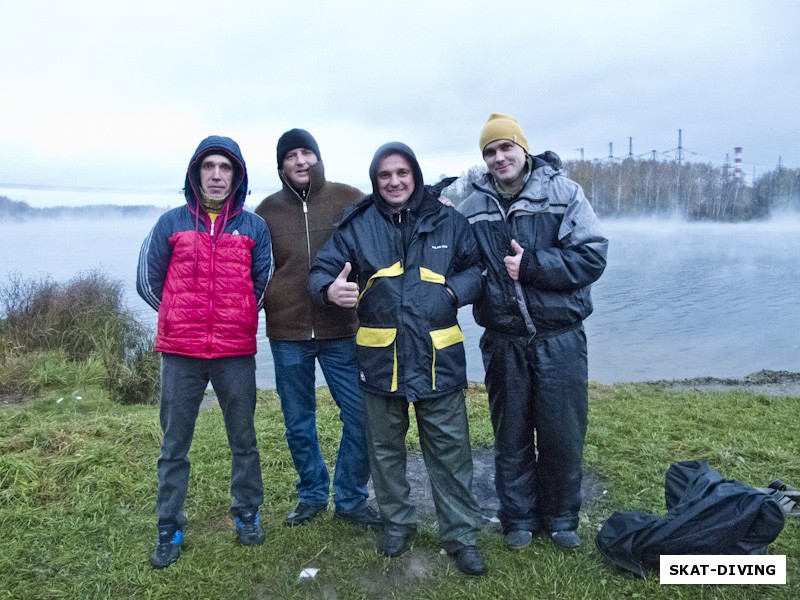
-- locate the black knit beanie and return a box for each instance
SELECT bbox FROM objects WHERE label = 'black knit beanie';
[276,128,321,168]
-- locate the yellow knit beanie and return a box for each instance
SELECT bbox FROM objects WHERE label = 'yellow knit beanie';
[479,113,529,154]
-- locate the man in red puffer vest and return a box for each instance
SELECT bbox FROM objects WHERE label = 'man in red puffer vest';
[137,135,273,568]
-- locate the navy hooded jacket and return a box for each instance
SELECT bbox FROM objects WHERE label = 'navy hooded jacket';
[309,143,481,401]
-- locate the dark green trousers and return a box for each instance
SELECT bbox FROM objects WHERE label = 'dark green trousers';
[363,390,481,553]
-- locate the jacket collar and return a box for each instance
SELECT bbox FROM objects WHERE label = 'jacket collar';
[279,159,327,201]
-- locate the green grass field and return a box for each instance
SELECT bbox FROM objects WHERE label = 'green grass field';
[0,382,797,599]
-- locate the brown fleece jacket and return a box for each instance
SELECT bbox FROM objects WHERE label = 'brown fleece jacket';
[255,160,363,341]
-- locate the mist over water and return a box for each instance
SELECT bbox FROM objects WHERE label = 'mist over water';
[4,214,799,388]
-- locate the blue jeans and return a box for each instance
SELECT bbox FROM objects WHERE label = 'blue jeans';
[156,353,263,529]
[270,337,370,512]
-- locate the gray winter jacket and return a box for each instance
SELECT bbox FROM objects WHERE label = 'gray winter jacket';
[458,158,608,337]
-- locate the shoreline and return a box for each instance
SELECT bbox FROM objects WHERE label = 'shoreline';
[3,369,798,411]
[644,369,800,398]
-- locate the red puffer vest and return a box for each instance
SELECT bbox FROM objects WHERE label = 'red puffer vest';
[155,226,258,358]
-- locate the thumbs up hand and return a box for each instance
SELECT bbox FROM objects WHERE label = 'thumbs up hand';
[504,239,524,281]
[326,262,359,308]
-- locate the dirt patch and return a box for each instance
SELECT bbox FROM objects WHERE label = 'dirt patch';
[0,391,28,409]
[653,369,800,398]
[359,551,444,598]
[349,450,608,596]
[399,449,606,522]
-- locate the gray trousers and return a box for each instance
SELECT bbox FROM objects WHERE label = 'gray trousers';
[156,353,264,529]
[363,390,481,553]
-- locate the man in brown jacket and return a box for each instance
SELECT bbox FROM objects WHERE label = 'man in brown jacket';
[255,129,380,529]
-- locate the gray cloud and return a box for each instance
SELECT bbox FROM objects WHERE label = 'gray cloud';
[1,0,798,207]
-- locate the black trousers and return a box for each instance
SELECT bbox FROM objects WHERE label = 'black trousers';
[480,326,588,534]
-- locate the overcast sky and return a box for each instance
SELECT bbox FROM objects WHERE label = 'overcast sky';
[1,0,798,208]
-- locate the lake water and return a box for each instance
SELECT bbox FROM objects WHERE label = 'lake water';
[3,214,799,387]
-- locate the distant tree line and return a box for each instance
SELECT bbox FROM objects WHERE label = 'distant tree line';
[0,196,165,219]
[6,156,800,222]
[445,158,800,221]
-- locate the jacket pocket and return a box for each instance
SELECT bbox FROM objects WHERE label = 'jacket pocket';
[419,267,446,284]
[419,267,456,324]
[356,326,398,392]
[357,262,404,308]
[429,325,465,391]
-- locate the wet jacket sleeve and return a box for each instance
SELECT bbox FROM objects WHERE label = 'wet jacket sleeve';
[444,215,483,307]
[250,218,274,311]
[518,184,608,291]
[136,216,172,312]
[308,226,355,307]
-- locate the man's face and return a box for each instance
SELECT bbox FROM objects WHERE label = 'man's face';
[282,148,319,189]
[482,139,527,190]
[376,153,415,209]
[199,154,234,199]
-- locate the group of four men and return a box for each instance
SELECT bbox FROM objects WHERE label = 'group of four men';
[136,113,608,576]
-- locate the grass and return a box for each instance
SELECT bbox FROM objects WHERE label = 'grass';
[0,271,159,404]
[0,382,797,599]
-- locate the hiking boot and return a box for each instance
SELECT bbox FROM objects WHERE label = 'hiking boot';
[150,527,183,569]
[551,529,581,550]
[284,502,328,527]
[334,504,383,529]
[505,529,533,549]
[379,533,410,557]
[454,545,487,576]
[235,510,265,546]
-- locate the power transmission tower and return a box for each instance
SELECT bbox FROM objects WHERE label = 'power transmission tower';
[676,129,684,165]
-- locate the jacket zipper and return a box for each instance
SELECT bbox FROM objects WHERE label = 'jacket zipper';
[302,198,315,339]
[494,195,537,337]
[208,218,216,349]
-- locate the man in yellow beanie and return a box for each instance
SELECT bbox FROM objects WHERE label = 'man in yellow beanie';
[458,113,608,551]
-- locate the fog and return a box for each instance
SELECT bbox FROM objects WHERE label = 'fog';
[3,213,799,387]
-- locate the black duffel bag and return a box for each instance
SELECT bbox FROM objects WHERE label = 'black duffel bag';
[595,459,785,577]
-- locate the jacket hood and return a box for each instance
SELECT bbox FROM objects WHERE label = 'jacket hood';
[368,142,425,215]
[184,135,249,215]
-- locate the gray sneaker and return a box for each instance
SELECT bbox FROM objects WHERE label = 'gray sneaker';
[550,530,581,550]
[505,529,533,549]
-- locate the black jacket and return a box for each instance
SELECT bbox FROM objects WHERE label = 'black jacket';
[309,143,482,401]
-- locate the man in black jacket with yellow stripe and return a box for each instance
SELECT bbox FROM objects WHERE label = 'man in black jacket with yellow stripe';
[309,142,487,576]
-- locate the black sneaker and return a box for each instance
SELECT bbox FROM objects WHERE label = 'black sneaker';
[379,533,410,557]
[284,502,328,527]
[334,504,383,529]
[235,510,265,546]
[454,545,487,576]
[150,527,183,569]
